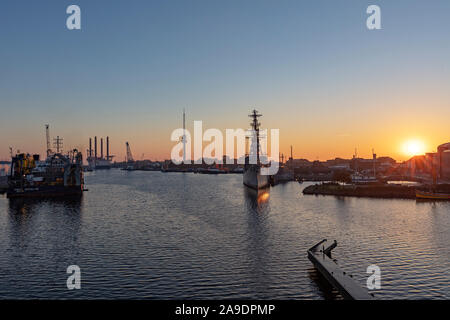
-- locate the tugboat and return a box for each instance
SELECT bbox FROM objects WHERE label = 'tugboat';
[7,150,84,199]
[243,110,270,190]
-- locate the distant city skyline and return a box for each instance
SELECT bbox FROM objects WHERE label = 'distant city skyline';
[1,1,449,161]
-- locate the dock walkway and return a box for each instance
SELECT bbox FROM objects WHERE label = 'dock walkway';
[308,239,375,300]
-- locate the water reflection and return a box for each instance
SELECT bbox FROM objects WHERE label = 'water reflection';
[2,197,83,298]
[307,267,343,300]
[244,187,270,213]
[1,172,449,299]
[244,187,271,297]
[7,197,83,252]
[8,197,83,217]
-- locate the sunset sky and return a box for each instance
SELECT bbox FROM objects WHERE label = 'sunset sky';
[1,0,449,162]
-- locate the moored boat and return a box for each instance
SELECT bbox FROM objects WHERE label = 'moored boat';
[416,190,450,200]
[6,150,84,199]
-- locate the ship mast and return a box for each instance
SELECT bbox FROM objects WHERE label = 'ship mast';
[249,109,262,165]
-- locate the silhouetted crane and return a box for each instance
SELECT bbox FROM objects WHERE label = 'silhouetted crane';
[45,124,52,157]
[126,142,134,163]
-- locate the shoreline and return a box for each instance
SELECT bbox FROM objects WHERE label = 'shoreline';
[302,183,427,200]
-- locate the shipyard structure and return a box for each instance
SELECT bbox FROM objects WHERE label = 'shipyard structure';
[86,136,114,170]
[6,125,84,198]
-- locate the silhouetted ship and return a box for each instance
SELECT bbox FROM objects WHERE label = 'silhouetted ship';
[243,110,270,190]
[7,151,84,198]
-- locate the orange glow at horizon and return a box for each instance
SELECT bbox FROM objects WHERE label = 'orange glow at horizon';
[0,100,448,163]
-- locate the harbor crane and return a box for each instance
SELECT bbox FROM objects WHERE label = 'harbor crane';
[45,124,52,157]
[126,142,134,163]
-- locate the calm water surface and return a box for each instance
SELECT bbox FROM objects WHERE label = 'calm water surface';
[0,170,449,299]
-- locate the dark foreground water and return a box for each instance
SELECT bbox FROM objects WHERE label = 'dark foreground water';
[0,170,449,299]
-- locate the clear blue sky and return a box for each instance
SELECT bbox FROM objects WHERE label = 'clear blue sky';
[1,0,449,161]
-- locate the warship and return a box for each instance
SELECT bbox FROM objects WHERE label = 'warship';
[243,110,270,190]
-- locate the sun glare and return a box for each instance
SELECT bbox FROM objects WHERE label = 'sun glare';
[402,139,426,157]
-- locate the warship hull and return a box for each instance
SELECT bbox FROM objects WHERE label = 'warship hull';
[243,165,270,190]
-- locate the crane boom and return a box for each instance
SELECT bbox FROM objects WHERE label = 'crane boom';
[126,142,134,163]
[45,124,52,157]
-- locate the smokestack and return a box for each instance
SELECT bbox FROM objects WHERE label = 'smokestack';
[101,138,104,159]
[89,138,92,157]
[95,136,97,159]
[107,136,109,160]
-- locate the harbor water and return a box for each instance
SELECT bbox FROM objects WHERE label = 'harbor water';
[0,170,449,299]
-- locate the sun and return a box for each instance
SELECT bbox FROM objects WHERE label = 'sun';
[402,139,426,157]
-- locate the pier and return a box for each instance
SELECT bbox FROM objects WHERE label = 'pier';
[303,182,450,199]
[308,239,374,300]
[303,183,417,199]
